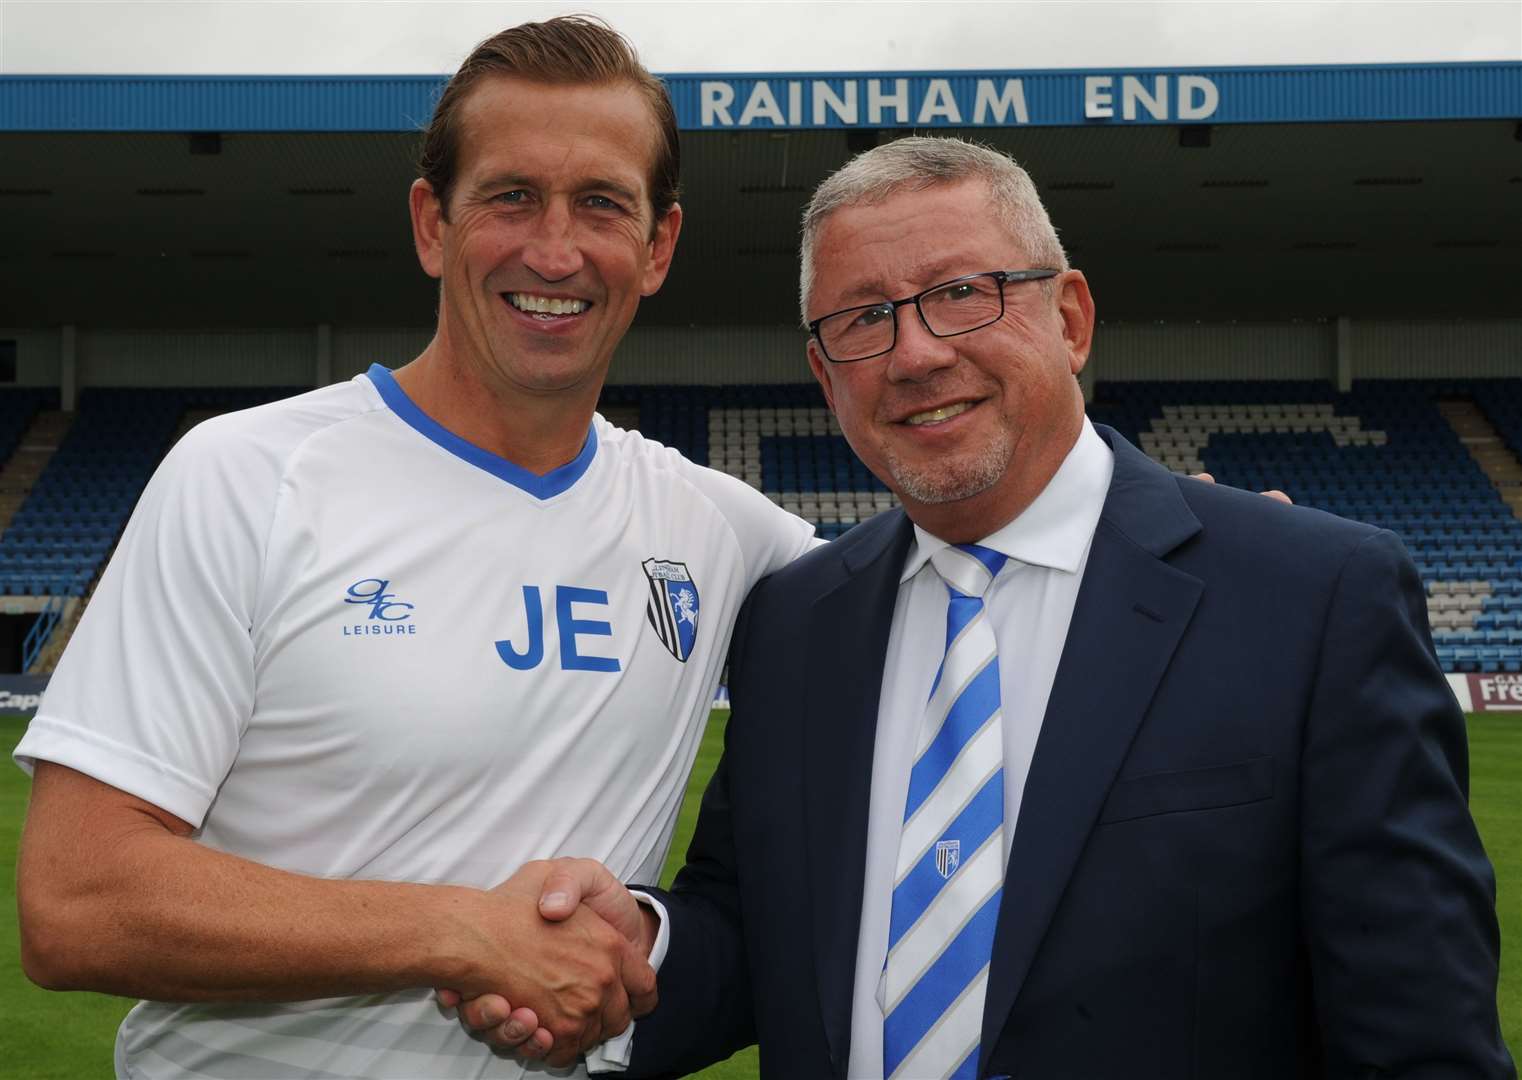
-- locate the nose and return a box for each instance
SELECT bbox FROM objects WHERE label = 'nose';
[520,198,585,282]
[884,303,959,383]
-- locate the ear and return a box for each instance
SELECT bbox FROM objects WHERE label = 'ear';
[1055,270,1096,376]
[640,203,684,296]
[806,338,838,413]
[409,179,445,280]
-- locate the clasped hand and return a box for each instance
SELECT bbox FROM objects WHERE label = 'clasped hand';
[437,858,655,1067]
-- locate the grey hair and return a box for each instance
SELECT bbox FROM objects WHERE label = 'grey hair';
[798,136,1068,325]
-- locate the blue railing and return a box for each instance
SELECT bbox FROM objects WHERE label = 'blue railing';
[21,596,63,673]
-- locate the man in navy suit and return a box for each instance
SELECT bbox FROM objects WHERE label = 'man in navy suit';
[462,137,1513,1078]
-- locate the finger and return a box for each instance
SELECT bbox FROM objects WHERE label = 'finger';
[458,992,512,1033]
[497,1026,553,1061]
[482,1006,541,1052]
[435,987,461,1009]
[1265,488,1291,504]
[1190,472,1215,484]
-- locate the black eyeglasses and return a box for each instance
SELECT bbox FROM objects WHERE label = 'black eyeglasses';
[807,269,1061,364]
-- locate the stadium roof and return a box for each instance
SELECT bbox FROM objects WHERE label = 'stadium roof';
[1,62,1518,328]
[3,62,1520,130]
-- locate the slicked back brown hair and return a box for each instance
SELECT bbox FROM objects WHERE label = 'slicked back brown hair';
[417,16,680,225]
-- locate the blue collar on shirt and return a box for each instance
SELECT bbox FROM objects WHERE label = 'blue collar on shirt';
[365,363,598,500]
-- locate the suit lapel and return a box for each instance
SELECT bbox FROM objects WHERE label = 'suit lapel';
[803,510,915,1074]
[979,429,1205,1071]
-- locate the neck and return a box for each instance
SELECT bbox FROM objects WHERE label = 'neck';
[902,406,1085,545]
[393,337,599,476]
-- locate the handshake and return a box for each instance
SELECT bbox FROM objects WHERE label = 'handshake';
[436,858,657,1069]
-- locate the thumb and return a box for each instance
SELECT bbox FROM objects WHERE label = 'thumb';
[540,859,645,944]
[577,865,642,944]
[538,859,602,921]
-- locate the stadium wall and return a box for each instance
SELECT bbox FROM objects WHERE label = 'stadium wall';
[1349,321,1522,380]
[1089,322,1333,382]
[0,328,64,386]
[78,329,316,386]
[1,319,1518,388]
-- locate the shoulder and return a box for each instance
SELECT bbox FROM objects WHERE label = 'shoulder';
[133,379,388,549]
[1178,473,1382,557]
[169,378,385,479]
[1104,431,1388,577]
[1159,470,1415,605]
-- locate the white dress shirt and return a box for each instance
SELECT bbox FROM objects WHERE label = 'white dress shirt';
[846,418,1114,1078]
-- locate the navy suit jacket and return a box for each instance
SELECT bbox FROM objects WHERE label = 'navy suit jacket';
[630,426,1512,1079]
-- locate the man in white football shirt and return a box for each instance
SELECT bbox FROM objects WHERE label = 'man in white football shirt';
[14,17,815,1079]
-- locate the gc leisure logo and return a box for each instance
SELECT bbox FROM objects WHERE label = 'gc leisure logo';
[342,578,417,637]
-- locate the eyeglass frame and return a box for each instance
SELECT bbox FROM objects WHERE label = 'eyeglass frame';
[806,268,1063,364]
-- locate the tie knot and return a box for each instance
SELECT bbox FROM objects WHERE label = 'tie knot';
[929,543,1007,598]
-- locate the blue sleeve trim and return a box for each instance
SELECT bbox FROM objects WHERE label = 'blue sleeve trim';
[365,363,597,500]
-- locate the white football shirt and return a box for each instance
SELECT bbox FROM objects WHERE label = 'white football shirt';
[15,365,817,1080]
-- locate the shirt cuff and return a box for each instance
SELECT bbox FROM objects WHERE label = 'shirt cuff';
[584,891,669,1074]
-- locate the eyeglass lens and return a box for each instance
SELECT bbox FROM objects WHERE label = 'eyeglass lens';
[817,275,1004,362]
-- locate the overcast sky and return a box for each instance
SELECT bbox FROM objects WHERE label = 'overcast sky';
[2,0,1519,75]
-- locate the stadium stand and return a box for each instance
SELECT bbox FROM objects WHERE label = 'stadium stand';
[0,387,296,671]
[1087,379,1522,674]
[0,390,62,531]
[610,383,896,542]
[1476,382,1522,521]
[0,379,1516,673]
[611,378,1522,673]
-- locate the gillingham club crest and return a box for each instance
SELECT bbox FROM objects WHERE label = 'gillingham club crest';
[935,839,961,879]
[643,557,700,662]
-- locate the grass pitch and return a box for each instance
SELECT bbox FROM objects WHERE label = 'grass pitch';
[2,712,1517,1078]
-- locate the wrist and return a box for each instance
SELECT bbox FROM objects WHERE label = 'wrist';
[417,883,498,990]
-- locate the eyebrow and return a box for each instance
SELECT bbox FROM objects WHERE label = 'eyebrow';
[833,257,969,306]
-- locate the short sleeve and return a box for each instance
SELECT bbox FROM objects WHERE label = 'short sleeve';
[13,420,279,827]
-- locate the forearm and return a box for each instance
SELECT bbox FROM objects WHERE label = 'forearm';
[18,764,488,1002]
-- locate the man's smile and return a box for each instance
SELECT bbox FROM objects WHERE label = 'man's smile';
[504,292,591,319]
[901,400,979,427]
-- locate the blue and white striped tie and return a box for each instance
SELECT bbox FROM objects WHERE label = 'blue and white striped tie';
[883,542,1008,1080]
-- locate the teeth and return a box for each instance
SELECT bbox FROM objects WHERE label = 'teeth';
[905,402,973,426]
[508,293,588,315]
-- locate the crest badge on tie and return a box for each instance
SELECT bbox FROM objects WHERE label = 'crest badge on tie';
[935,838,961,879]
[642,557,700,662]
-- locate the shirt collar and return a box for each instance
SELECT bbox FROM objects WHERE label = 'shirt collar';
[364,363,598,500]
[900,416,1115,584]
